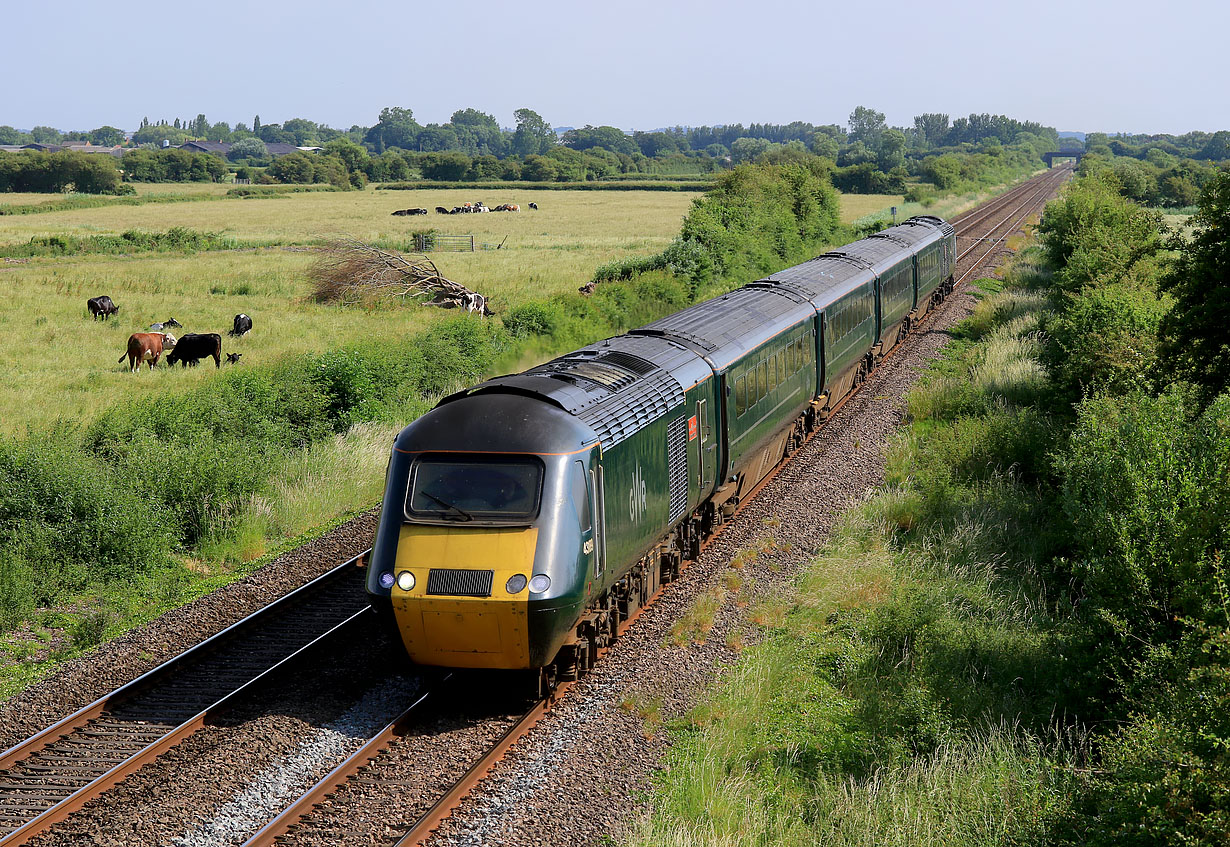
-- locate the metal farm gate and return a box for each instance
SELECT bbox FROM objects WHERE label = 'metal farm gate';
[414,233,504,253]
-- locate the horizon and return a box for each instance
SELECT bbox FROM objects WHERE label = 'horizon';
[8,0,1228,140]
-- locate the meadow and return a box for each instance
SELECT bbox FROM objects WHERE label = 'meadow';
[0,188,699,433]
[0,187,914,434]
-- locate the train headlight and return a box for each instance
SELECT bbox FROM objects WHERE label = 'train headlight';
[396,570,416,591]
[505,574,527,594]
[378,571,395,590]
[528,574,551,594]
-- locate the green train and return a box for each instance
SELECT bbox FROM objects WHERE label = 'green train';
[366,215,956,684]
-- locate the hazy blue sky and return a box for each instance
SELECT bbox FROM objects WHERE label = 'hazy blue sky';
[6,0,1227,136]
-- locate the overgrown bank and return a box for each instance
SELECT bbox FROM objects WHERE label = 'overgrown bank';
[631,167,1230,845]
[0,160,843,686]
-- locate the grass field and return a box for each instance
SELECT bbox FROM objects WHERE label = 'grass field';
[0,187,704,433]
[0,182,993,435]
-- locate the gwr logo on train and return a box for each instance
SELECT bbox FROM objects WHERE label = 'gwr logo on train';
[628,462,648,523]
[687,415,698,441]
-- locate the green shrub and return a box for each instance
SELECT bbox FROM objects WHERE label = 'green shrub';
[500,301,560,338]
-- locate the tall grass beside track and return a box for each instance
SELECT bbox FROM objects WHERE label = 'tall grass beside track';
[631,250,1083,846]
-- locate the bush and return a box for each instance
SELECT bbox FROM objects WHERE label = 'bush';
[1043,283,1169,400]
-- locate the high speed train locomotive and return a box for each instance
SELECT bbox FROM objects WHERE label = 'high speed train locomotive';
[366,215,956,684]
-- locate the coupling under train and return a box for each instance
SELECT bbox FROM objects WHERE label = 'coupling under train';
[366,215,956,682]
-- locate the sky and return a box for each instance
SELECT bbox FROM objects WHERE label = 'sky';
[5,0,1228,137]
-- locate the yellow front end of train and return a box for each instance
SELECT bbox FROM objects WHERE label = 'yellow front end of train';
[390,523,538,669]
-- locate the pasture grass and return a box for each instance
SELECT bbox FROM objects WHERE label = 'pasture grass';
[632,250,1077,847]
[0,189,697,433]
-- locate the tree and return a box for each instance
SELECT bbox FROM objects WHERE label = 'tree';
[877,128,906,171]
[810,132,839,161]
[1158,171,1230,404]
[364,106,420,151]
[511,108,554,157]
[253,115,261,136]
[561,125,637,156]
[848,106,886,152]
[30,126,62,144]
[1199,130,1230,161]
[730,137,772,164]
[283,118,320,146]
[88,126,125,146]
[913,113,949,148]
[416,125,460,152]
[228,137,269,162]
[0,126,29,144]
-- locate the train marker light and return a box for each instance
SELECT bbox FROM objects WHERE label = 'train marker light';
[378,571,395,589]
[396,570,416,591]
[505,574,528,594]
[529,574,551,593]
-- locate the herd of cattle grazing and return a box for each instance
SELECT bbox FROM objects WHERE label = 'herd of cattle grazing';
[89,296,252,373]
[391,201,538,216]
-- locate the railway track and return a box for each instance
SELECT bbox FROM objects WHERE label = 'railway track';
[0,555,370,846]
[3,166,1072,847]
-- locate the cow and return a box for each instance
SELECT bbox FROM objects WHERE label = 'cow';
[166,333,222,368]
[463,292,489,317]
[150,318,182,331]
[528,202,538,210]
[229,313,252,337]
[87,296,119,321]
[392,208,428,216]
[226,352,243,365]
[118,332,168,372]
[435,206,451,214]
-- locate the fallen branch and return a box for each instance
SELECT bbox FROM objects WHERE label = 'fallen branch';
[310,238,492,314]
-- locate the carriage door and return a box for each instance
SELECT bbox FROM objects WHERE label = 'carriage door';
[574,460,596,591]
[590,462,606,579]
[696,398,714,492]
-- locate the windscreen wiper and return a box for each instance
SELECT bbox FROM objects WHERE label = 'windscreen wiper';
[422,491,473,521]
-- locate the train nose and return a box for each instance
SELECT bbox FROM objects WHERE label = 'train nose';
[389,524,539,669]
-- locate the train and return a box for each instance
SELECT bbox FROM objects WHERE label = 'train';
[366,215,956,687]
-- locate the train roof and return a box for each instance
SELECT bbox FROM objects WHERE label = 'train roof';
[752,215,953,308]
[630,286,816,370]
[440,333,711,449]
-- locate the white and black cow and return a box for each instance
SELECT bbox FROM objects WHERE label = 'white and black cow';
[229,314,252,337]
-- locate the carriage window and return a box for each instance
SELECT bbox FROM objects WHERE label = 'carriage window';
[757,361,768,401]
[736,376,747,417]
[407,458,542,520]
[768,353,779,392]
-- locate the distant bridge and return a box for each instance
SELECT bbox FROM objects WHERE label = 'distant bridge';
[1043,151,1084,167]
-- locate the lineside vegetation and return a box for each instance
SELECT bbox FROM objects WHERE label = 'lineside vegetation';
[632,166,1230,845]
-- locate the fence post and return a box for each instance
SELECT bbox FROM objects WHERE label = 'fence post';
[470,235,475,252]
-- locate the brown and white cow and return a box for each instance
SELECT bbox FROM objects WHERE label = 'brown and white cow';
[118,332,170,372]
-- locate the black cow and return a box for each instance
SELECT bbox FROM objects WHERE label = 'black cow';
[166,333,222,368]
[392,208,428,216]
[435,206,451,214]
[87,295,119,321]
[229,313,252,337]
[528,202,538,210]
[150,317,182,331]
[226,352,243,365]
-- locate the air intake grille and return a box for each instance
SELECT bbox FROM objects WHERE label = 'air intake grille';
[666,416,689,523]
[426,568,494,597]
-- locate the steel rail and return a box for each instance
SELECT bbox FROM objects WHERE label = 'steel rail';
[0,554,370,846]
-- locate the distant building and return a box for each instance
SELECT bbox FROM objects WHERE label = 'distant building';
[179,141,304,159]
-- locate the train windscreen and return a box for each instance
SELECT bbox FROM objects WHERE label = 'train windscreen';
[406,459,543,521]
